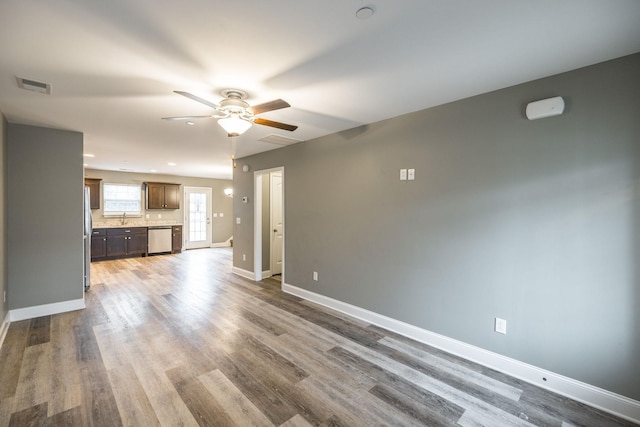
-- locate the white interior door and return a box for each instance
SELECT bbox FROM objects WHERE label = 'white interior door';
[184,186,212,250]
[270,172,283,275]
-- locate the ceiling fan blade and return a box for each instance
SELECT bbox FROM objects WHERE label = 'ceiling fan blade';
[253,117,298,131]
[248,99,290,115]
[174,91,218,109]
[161,115,213,121]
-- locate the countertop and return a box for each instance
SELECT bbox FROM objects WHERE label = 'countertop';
[93,221,182,229]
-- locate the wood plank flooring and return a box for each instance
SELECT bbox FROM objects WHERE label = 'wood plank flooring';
[0,248,637,426]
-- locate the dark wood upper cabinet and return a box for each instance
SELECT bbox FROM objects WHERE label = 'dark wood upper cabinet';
[84,178,102,210]
[145,182,180,209]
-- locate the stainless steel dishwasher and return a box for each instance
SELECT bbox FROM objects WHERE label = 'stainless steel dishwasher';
[148,226,173,254]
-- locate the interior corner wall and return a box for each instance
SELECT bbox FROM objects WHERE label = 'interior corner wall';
[7,123,84,310]
[0,113,7,324]
[233,53,640,401]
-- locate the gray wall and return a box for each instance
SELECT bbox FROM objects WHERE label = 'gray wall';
[233,53,640,400]
[0,113,7,323]
[85,169,233,244]
[7,123,84,309]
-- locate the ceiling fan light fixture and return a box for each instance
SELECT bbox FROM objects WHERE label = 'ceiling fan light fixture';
[218,115,252,136]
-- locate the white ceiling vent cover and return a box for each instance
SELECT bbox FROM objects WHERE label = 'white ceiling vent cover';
[259,134,303,146]
[16,77,51,94]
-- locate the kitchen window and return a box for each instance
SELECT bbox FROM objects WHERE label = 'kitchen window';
[103,183,142,216]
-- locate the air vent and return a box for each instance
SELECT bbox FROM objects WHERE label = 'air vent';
[16,77,51,94]
[259,134,303,146]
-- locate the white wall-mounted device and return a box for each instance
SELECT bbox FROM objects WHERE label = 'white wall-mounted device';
[526,96,565,120]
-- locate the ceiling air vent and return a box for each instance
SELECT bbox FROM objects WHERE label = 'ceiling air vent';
[16,77,51,94]
[259,134,303,146]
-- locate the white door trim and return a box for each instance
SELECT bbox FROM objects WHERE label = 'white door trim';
[253,166,284,283]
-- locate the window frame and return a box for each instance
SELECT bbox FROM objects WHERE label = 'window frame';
[102,183,143,217]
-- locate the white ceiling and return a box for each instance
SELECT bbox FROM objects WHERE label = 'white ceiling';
[1,1,639,180]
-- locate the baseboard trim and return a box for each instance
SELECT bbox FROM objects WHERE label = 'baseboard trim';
[231,266,255,280]
[210,242,231,248]
[9,298,86,322]
[0,312,10,351]
[211,237,233,248]
[282,283,640,424]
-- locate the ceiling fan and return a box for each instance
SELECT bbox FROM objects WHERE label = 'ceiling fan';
[162,89,298,136]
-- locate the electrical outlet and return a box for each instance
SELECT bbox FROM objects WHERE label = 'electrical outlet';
[3,291,5,303]
[242,254,246,261]
[236,217,241,224]
[495,317,507,334]
[313,271,318,281]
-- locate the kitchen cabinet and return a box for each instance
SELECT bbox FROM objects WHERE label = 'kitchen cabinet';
[105,227,148,258]
[84,178,102,210]
[146,182,180,209]
[172,225,182,254]
[90,228,107,260]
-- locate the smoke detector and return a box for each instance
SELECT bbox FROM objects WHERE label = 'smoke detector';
[16,77,51,94]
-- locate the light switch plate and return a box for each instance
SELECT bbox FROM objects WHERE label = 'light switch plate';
[400,169,407,180]
[213,213,218,217]
[236,217,241,224]
[495,317,507,334]
[408,168,415,180]
[219,213,224,217]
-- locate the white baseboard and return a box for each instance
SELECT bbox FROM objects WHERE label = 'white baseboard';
[211,236,233,248]
[231,266,255,280]
[282,283,640,424]
[262,270,272,278]
[0,312,10,350]
[210,242,231,248]
[9,298,86,322]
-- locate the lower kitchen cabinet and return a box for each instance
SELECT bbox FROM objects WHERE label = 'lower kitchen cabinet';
[172,225,182,254]
[92,227,148,261]
[91,228,107,260]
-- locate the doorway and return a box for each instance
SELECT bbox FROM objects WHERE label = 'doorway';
[270,171,283,276]
[253,167,284,282]
[184,186,212,249]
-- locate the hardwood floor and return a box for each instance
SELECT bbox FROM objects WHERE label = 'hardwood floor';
[0,248,636,426]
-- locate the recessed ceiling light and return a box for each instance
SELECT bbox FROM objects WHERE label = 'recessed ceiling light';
[186,121,195,126]
[356,6,375,19]
[150,169,157,173]
[83,163,89,167]
[83,153,95,157]
[168,162,176,166]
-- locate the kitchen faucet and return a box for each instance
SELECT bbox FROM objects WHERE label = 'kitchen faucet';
[121,212,127,225]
